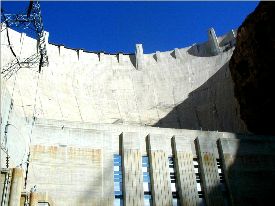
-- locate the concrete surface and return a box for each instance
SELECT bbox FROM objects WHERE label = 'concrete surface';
[1,26,275,206]
[1,27,246,133]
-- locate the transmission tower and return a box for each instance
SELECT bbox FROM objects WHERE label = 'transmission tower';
[1,0,49,78]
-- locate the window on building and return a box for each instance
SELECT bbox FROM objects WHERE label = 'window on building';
[142,156,152,206]
[114,154,123,206]
[216,158,229,206]
[168,157,180,206]
[193,158,206,206]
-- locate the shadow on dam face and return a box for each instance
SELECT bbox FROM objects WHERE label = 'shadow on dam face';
[209,135,275,206]
[153,61,247,134]
[152,58,275,205]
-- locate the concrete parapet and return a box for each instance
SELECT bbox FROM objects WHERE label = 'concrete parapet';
[118,53,123,63]
[174,48,182,59]
[8,168,24,206]
[135,44,144,70]
[156,51,161,62]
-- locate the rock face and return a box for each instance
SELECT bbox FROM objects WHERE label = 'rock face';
[229,2,275,135]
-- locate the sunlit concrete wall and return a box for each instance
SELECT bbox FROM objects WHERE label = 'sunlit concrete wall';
[0,81,30,169]
[11,118,228,206]
[1,27,246,133]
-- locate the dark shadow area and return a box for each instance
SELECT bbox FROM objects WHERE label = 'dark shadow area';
[153,61,247,134]
[219,38,236,50]
[187,41,235,58]
[229,2,275,135]
[206,134,275,206]
[187,42,213,57]
[170,50,176,59]
[129,54,136,68]
[152,53,157,62]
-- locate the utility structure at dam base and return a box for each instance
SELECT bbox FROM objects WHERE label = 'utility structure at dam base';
[1,22,275,206]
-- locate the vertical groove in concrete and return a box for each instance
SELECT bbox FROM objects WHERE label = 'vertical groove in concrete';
[196,137,223,206]
[217,138,235,206]
[102,134,115,206]
[121,132,144,206]
[8,168,23,206]
[172,137,199,206]
[147,134,172,206]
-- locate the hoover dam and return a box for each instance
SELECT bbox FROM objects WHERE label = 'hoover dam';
[1,7,275,206]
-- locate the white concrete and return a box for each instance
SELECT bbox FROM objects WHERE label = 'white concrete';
[1,28,246,134]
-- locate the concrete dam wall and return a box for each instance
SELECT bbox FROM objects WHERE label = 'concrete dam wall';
[1,26,246,133]
[3,26,274,206]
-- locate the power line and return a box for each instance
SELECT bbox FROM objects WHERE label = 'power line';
[1,0,49,76]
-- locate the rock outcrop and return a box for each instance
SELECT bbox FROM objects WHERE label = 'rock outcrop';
[229,2,275,135]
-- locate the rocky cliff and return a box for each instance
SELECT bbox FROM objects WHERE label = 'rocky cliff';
[229,2,275,135]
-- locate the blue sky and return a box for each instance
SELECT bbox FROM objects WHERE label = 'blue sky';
[2,1,259,53]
